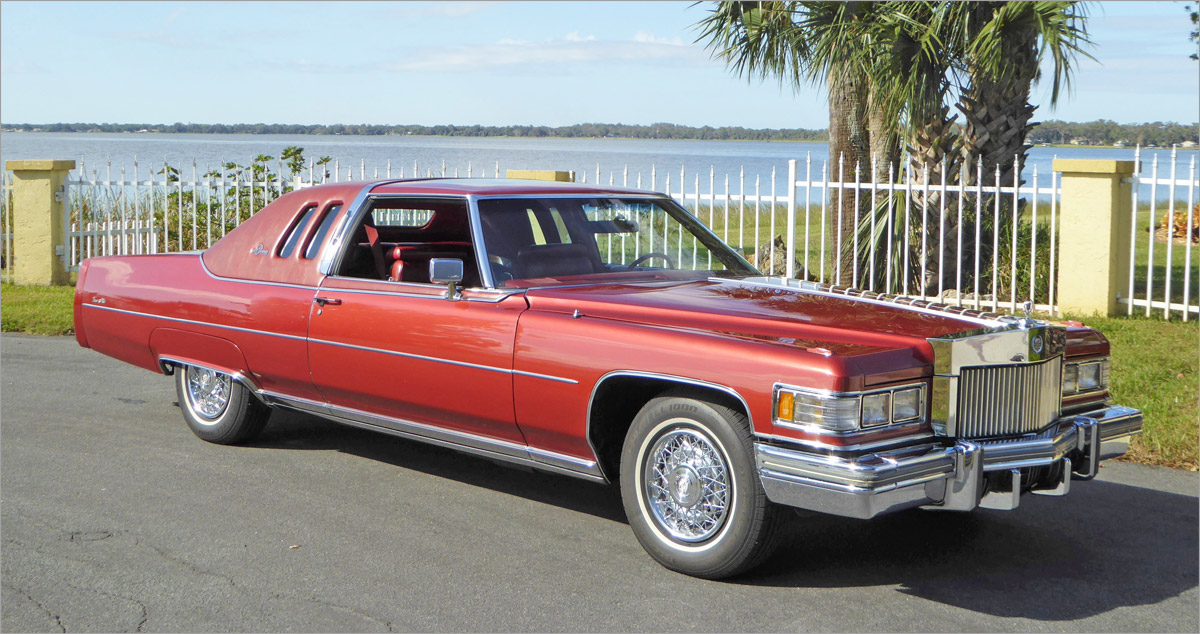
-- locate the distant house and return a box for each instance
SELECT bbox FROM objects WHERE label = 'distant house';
[1181,140,1197,148]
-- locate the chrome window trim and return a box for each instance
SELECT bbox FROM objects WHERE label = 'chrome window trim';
[258,387,604,482]
[585,370,755,481]
[317,277,524,304]
[471,193,758,286]
[318,181,397,276]
[772,381,928,435]
[464,194,497,289]
[82,303,307,342]
[318,190,497,291]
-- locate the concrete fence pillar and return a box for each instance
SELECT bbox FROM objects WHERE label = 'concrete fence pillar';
[5,160,75,286]
[1053,159,1136,316]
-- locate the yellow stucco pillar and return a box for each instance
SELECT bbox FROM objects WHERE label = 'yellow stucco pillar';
[5,160,76,285]
[505,169,575,182]
[1053,159,1136,316]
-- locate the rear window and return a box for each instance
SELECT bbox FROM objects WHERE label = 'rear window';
[373,208,435,228]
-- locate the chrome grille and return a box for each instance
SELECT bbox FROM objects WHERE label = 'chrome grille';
[957,357,1063,438]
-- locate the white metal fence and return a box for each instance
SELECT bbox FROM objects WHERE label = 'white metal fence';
[3,148,1196,320]
[1127,147,1198,319]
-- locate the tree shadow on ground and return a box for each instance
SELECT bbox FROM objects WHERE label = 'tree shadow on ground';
[741,477,1198,621]
[248,408,1196,622]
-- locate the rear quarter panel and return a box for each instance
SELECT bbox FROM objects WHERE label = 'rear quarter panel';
[75,253,320,400]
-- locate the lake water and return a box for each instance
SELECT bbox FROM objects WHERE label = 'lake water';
[2,131,1196,201]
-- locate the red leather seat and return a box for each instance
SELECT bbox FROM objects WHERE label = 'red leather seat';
[386,243,477,285]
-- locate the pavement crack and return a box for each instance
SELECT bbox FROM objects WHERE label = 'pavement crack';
[3,581,67,633]
[61,583,149,633]
[140,541,239,590]
[309,599,396,632]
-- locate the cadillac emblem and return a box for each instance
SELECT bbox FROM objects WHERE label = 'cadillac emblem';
[1032,334,1045,354]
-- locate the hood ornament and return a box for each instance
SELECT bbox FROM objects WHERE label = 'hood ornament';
[1019,300,1036,328]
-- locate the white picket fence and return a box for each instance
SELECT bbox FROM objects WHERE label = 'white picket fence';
[1,149,1195,319]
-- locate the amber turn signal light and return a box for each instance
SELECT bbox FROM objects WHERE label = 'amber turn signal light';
[776,391,795,422]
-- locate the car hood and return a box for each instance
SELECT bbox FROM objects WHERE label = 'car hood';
[523,278,1005,362]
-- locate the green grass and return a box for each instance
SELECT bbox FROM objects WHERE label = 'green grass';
[1062,313,1199,471]
[1,283,76,335]
[3,280,1194,469]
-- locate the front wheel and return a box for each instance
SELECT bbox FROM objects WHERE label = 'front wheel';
[175,364,270,444]
[619,389,783,579]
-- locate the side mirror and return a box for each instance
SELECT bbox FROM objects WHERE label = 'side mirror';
[429,258,464,300]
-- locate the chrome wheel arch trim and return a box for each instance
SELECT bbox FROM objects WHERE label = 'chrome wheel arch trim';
[254,387,604,482]
[158,356,267,404]
[585,370,757,482]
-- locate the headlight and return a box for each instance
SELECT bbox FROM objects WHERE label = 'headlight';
[1062,364,1079,394]
[775,389,860,432]
[861,393,890,427]
[774,383,926,433]
[1063,358,1109,395]
[892,387,923,422]
[1078,362,1101,390]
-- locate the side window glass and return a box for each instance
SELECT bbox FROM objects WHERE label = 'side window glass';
[303,204,342,259]
[279,205,317,258]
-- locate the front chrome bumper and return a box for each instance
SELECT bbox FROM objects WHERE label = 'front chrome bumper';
[756,405,1142,519]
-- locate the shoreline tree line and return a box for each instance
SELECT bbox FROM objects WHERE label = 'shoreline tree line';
[1,120,1195,146]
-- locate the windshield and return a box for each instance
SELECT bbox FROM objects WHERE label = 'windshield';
[476,197,758,288]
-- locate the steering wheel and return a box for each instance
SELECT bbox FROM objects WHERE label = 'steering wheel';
[626,252,676,270]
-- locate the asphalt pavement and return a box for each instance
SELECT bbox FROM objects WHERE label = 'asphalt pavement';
[2,333,1197,632]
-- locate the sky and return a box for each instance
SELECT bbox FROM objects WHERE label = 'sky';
[1,1,1197,129]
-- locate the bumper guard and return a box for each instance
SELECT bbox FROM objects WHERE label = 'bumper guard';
[756,405,1142,519]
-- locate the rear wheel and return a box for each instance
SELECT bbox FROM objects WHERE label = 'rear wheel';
[175,364,269,444]
[619,389,783,579]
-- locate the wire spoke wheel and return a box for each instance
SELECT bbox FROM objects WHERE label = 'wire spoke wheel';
[184,365,232,422]
[620,390,783,579]
[644,427,730,542]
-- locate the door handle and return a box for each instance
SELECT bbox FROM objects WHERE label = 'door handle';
[313,297,342,307]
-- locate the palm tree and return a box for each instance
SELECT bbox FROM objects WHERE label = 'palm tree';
[696,1,1092,295]
[954,2,1091,188]
[695,1,889,284]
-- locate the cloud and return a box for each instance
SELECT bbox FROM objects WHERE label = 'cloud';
[383,32,706,73]
[633,31,684,46]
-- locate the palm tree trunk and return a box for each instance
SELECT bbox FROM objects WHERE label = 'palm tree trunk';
[958,4,1040,303]
[828,70,871,286]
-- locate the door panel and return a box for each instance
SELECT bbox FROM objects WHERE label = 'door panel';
[307,276,527,444]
